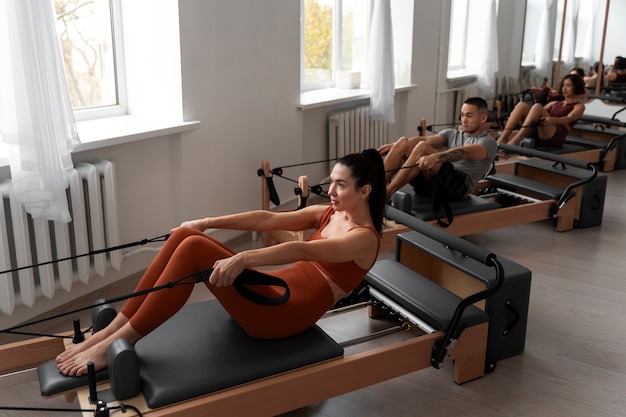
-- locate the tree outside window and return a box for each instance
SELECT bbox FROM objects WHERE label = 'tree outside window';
[54,0,118,110]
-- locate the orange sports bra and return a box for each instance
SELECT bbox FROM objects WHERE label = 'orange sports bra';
[306,206,381,293]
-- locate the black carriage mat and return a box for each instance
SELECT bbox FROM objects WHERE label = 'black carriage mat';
[38,361,109,397]
[390,188,501,220]
[38,300,344,409]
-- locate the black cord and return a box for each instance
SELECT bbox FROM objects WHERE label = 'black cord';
[0,403,144,416]
[110,403,143,416]
[274,158,337,170]
[0,234,170,277]
[0,270,198,335]
[0,406,95,413]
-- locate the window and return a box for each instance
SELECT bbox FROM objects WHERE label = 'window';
[554,0,605,62]
[447,0,469,72]
[447,0,498,78]
[521,0,544,66]
[54,0,126,120]
[522,0,605,69]
[302,0,370,90]
[302,0,413,91]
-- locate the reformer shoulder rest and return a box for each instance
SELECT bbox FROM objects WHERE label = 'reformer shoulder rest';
[390,188,500,220]
[518,137,586,155]
[365,260,489,332]
[579,114,626,127]
[486,173,567,200]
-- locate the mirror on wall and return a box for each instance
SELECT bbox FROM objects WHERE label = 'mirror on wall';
[521,0,624,95]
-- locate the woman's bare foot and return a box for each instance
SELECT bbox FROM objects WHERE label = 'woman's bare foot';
[56,313,129,364]
[56,318,141,376]
[57,343,109,376]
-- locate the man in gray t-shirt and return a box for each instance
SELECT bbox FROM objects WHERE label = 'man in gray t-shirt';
[379,97,497,200]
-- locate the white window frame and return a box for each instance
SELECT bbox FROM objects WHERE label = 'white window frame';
[301,0,372,91]
[447,0,469,73]
[521,0,545,67]
[447,0,498,80]
[59,0,128,121]
[301,0,414,94]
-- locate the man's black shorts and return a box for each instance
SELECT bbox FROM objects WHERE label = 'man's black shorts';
[408,162,468,200]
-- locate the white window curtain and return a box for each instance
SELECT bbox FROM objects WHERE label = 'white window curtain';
[367,0,395,123]
[534,0,554,77]
[579,0,601,64]
[561,0,580,67]
[469,0,499,95]
[0,0,80,223]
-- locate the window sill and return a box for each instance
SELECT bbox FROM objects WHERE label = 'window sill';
[298,84,418,110]
[446,69,478,85]
[74,115,200,152]
[0,115,201,168]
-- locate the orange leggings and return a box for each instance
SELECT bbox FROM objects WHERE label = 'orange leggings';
[120,227,335,339]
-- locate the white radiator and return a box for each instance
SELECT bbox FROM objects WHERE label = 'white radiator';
[0,160,121,315]
[328,106,389,163]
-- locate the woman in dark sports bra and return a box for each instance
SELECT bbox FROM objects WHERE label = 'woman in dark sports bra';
[497,73,586,147]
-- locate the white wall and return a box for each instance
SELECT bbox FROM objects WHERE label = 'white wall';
[177,0,303,224]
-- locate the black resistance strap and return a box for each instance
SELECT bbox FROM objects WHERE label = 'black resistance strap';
[195,268,290,306]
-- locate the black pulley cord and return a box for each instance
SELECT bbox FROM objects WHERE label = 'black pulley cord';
[0,234,170,277]
[2,265,292,336]
[0,269,197,335]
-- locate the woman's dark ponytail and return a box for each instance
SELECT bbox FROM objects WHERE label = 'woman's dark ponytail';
[337,148,386,234]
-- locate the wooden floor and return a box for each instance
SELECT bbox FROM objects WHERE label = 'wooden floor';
[1,168,625,417]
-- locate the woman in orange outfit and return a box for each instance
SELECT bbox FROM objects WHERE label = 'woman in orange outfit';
[57,149,386,377]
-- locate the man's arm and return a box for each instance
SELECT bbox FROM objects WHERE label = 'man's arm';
[416,143,488,171]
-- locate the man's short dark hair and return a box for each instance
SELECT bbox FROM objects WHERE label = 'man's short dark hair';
[463,97,488,113]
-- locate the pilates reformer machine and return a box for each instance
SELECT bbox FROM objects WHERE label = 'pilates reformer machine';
[496,131,624,173]
[384,144,606,243]
[0,215,532,417]
[566,96,626,171]
[490,89,625,172]
[259,146,605,251]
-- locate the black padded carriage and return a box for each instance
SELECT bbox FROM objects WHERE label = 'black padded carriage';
[38,299,344,409]
[390,186,500,220]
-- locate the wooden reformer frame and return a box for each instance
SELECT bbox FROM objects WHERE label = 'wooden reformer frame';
[492,97,622,172]
[0,156,516,416]
[259,160,312,246]
[0,241,495,416]
[568,125,626,172]
[259,151,590,252]
[0,322,487,416]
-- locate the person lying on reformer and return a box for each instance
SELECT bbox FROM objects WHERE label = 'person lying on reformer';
[56,150,387,377]
[532,67,585,105]
[496,74,586,148]
[607,56,626,84]
[378,97,497,201]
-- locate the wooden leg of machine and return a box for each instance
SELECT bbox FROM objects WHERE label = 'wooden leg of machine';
[450,322,488,384]
[555,194,578,232]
